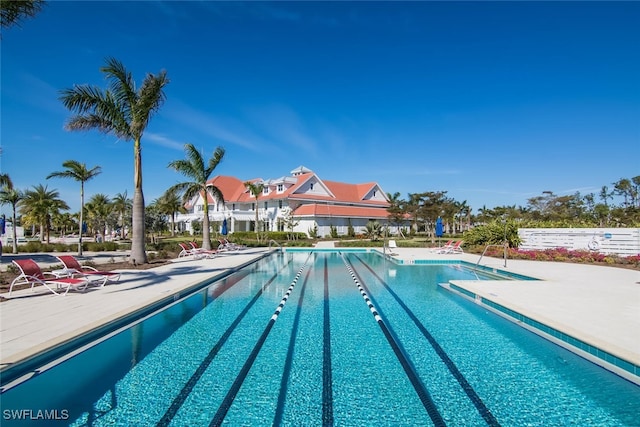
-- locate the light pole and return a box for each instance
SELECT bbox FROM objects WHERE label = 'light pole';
[503,214,508,268]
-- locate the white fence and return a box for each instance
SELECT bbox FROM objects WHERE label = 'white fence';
[518,228,640,256]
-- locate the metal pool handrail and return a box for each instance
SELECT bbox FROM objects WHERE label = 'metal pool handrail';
[268,239,282,251]
[476,244,508,269]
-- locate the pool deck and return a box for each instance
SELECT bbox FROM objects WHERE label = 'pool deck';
[1,247,639,385]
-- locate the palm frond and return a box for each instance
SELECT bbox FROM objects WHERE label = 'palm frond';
[59,85,105,113]
[206,185,225,204]
[205,146,226,177]
[101,57,136,110]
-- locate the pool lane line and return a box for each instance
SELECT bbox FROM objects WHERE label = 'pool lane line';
[210,254,312,427]
[341,254,447,427]
[157,255,303,427]
[273,265,313,425]
[322,255,334,426]
[352,254,501,427]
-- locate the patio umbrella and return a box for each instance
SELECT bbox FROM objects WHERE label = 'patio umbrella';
[435,216,443,238]
[221,218,228,236]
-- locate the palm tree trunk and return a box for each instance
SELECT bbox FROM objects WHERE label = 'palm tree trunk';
[202,202,212,250]
[130,139,148,264]
[78,183,84,256]
[11,207,18,254]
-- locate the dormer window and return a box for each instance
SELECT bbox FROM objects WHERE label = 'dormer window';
[310,182,314,191]
[277,184,284,192]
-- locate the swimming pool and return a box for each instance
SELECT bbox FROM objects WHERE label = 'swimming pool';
[1,251,639,426]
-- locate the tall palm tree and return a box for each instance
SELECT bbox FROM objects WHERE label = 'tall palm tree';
[47,160,102,256]
[156,188,186,237]
[244,181,265,238]
[20,184,69,243]
[111,191,132,240]
[0,187,22,253]
[167,144,225,250]
[59,57,169,264]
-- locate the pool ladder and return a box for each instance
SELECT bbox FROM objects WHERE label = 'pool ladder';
[475,244,508,269]
[268,239,282,251]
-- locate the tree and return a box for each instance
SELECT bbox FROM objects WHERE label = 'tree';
[156,188,186,237]
[20,184,68,243]
[59,57,169,264]
[112,191,132,239]
[85,193,112,240]
[0,0,45,34]
[244,180,265,239]
[0,173,13,189]
[0,187,23,253]
[47,160,102,256]
[167,144,225,250]
[386,191,406,235]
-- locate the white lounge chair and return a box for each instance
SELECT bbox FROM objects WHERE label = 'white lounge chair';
[437,240,464,254]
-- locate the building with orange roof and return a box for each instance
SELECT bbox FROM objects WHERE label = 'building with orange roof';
[174,166,407,237]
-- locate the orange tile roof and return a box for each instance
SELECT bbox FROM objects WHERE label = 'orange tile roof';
[203,170,389,207]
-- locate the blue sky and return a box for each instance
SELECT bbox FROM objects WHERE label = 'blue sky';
[2,1,639,215]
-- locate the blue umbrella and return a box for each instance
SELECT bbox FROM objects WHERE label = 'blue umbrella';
[221,218,228,236]
[435,217,443,238]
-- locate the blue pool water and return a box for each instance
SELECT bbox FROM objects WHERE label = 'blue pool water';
[1,251,639,426]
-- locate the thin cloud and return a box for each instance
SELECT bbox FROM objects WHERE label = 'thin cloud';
[167,102,266,151]
[247,105,317,154]
[146,133,185,151]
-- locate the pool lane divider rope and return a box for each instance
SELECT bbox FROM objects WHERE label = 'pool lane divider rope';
[341,253,447,427]
[157,255,302,427]
[272,263,313,425]
[352,254,501,427]
[210,253,312,427]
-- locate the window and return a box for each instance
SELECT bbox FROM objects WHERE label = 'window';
[277,184,284,192]
[278,200,283,208]
[264,201,268,210]
[373,190,376,197]
[252,203,255,210]
[232,204,235,210]
[263,187,269,194]
[310,182,314,191]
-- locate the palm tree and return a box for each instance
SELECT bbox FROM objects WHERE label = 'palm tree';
[156,188,186,237]
[20,184,69,243]
[0,173,13,189]
[0,0,45,33]
[47,160,102,256]
[111,191,132,240]
[85,193,112,241]
[167,144,225,250]
[59,57,169,264]
[244,181,265,238]
[0,187,22,253]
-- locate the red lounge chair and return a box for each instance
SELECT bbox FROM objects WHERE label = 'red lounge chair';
[56,255,121,287]
[9,259,91,296]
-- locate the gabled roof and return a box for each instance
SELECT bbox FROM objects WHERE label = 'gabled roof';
[201,168,389,207]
